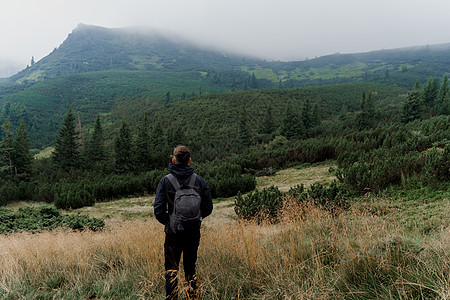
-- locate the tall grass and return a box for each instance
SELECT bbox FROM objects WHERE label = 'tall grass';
[0,199,448,299]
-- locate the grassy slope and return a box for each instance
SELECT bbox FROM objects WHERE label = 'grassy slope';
[0,163,448,299]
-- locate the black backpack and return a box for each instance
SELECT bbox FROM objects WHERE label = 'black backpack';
[166,173,202,232]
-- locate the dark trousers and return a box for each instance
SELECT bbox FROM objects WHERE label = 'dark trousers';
[164,229,200,299]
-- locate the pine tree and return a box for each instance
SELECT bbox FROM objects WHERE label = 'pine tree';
[356,92,376,129]
[311,103,320,127]
[114,120,133,173]
[12,120,33,181]
[166,123,186,150]
[150,121,168,168]
[238,106,252,147]
[135,113,152,171]
[423,76,438,106]
[442,92,450,115]
[437,75,449,113]
[281,104,304,140]
[402,90,421,123]
[0,119,14,180]
[85,115,106,168]
[53,108,81,170]
[260,106,275,135]
[365,93,375,116]
[301,98,312,130]
[360,92,366,110]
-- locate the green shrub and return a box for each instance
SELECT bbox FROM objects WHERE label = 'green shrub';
[0,181,20,204]
[235,182,348,223]
[234,186,283,222]
[307,181,348,210]
[0,205,104,233]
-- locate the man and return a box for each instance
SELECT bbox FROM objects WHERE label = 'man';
[154,145,213,300]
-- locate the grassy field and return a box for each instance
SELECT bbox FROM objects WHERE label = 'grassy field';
[0,163,449,299]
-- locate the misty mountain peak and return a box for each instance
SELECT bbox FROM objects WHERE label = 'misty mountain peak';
[10,24,255,83]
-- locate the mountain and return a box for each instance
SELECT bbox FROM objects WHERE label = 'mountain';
[7,24,450,90]
[265,43,450,88]
[1,24,450,148]
[10,24,261,83]
[10,24,450,88]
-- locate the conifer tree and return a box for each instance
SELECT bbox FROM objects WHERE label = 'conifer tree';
[311,103,320,127]
[281,104,303,140]
[12,120,33,181]
[356,92,376,129]
[301,98,312,130]
[260,106,275,135]
[166,123,186,150]
[238,106,252,147]
[53,108,81,170]
[114,120,133,173]
[365,93,376,116]
[135,113,152,171]
[85,115,105,167]
[150,121,168,167]
[442,92,450,115]
[437,75,449,113]
[402,90,422,123]
[423,76,438,106]
[0,119,14,180]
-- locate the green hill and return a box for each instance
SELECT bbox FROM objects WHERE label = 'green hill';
[1,70,230,147]
[9,24,450,88]
[10,24,262,83]
[1,24,450,148]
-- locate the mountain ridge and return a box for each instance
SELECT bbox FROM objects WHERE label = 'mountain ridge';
[8,24,450,87]
[10,24,261,83]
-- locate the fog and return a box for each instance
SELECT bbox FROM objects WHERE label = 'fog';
[1,0,450,77]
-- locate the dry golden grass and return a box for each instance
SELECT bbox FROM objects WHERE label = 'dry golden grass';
[1,197,448,299]
[1,164,448,299]
[0,220,165,298]
[256,162,336,192]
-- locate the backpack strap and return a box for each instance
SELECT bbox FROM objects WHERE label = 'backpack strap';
[166,174,181,191]
[188,173,197,188]
[166,173,197,190]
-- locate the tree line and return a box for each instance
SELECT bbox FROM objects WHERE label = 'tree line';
[0,78,448,209]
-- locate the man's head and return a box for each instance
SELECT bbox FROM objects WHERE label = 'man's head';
[173,145,191,165]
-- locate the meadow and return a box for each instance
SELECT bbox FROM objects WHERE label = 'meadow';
[0,163,448,299]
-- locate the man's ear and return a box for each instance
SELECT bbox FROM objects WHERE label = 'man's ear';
[172,157,176,164]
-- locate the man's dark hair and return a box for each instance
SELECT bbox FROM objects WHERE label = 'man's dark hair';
[174,145,191,164]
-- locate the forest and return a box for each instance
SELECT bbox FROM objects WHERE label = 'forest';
[0,75,448,218]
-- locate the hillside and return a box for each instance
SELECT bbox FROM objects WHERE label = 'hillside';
[10,24,262,83]
[8,24,450,88]
[257,43,450,88]
[0,80,406,148]
[0,24,449,148]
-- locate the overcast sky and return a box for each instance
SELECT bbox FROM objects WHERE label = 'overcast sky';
[1,0,450,77]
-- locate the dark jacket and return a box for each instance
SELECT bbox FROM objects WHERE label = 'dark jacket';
[154,163,213,233]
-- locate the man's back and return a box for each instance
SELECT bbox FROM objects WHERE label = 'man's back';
[153,145,213,300]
